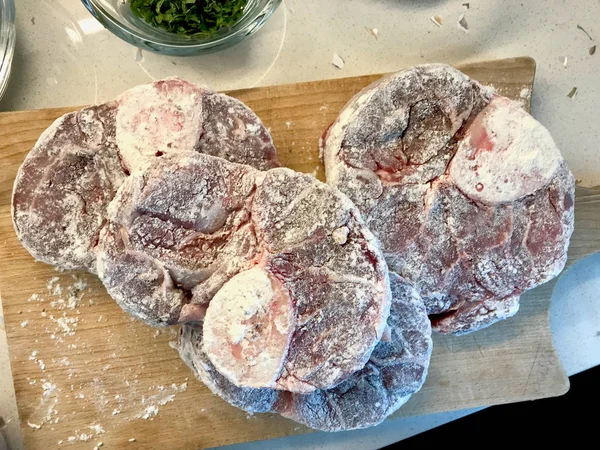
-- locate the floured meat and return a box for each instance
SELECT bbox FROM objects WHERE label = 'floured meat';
[115,77,280,172]
[178,273,432,431]
[323,64,575,335]
[197,92,280,170]
[12,103,124,272]
[179,323,280,414]
[12,77,279,271]
[98,152,391,393]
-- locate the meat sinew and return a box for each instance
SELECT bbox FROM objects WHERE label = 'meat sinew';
[323,64,575,335]
[12,77,279,272]
[98,152,392,393]
[178,273,432,431]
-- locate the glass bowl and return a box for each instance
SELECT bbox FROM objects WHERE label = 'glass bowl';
[81,0,282,56]
[0,0,15,101]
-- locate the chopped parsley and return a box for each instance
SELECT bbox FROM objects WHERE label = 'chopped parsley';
[130,0,248,38]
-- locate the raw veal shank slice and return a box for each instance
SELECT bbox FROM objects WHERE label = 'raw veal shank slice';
[178,273,432,431]
[12,77,279,272]
[323,64,575,334]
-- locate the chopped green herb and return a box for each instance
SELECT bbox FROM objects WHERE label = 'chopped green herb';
[130,0,248,38]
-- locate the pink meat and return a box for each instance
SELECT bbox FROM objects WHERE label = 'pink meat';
[115,77,280,173]
[12,77,279,271]
[98,152,391,393]
[323,64,575,335]
[178,273,432,431]
[12,103,124,272]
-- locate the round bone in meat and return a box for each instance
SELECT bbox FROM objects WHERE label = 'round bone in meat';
[99,152,391,393]
[178,273,432,431]
[115,77,280,173]
[323,64,575,335]
[12,77,279,271]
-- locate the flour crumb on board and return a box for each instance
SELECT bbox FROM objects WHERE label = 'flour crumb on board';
[20,274,190,437]
[129,438,136,443]
[47,277,60,291]
[518,87,532,107]
[520,87,531,100]
[78,433,92,442]
[26,381,58,429]
[89,424,105,435]
[135,383,188,420]
[139,406,159,420]
[62,424,105,444]
[20,320,29,328]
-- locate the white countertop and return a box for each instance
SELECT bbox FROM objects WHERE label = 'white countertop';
[1,1,599,449]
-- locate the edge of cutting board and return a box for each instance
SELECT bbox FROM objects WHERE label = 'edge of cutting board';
[2,57,598,449]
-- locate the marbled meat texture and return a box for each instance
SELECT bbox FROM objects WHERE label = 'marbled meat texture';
[323,64,575,335]
[98,152,391,394]
[178,273,432,431]
[12,77,279,272]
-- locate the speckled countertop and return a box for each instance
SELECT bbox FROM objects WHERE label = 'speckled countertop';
[1,1,599,449]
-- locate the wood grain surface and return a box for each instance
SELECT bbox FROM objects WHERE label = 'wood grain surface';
[1,57,597,449]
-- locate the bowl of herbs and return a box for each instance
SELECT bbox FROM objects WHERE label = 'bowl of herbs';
[81,0,282,56]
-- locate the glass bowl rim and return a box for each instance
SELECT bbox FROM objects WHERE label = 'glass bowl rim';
[83,0,282,50]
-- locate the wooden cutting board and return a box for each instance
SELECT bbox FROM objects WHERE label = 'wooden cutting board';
[0,57,599,449]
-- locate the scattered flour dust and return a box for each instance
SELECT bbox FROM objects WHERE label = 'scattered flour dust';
[24,274,189,443]
[64,425,104,445]
[135,383,188,420]
[26,381,58,430]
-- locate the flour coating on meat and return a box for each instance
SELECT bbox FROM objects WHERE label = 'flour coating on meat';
[99,152,391,393]
[12,103,124,272]
[323,64,575,335]
[115,78,280,173]
[12,77,279,271]
[178,274,432,431]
